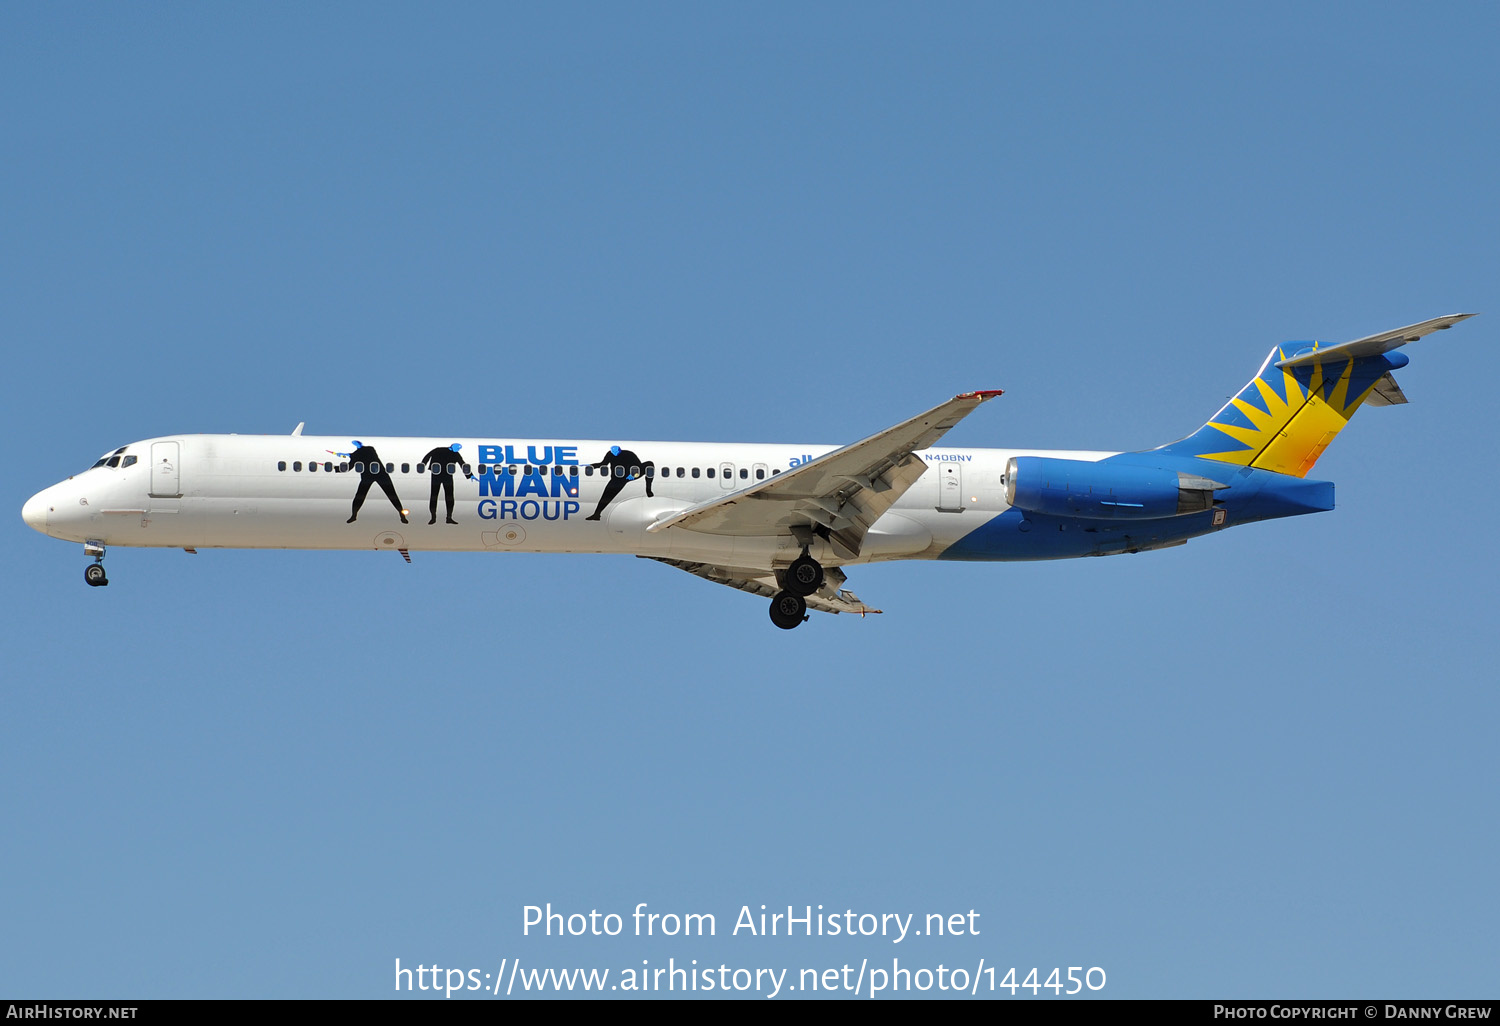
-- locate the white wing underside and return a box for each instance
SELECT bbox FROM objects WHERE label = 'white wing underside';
[646,390,1003,561]
[646,557,881,615]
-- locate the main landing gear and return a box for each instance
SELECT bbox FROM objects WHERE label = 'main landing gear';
[83,541,108,587]
[783,553,825,597]
[768,552,824,629]
[769,591,807,630]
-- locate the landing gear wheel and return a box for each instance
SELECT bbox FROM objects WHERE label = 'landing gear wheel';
[769,590,807,630]
[784,554,825,597]
[84,563,108,587]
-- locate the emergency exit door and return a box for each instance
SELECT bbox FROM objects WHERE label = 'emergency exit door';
[936,463,963,512]
[150,441,182,497]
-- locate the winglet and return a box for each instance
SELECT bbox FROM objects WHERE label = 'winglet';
[291,422,305,436]
[956,389,1005,401]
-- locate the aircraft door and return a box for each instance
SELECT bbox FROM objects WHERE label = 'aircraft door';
[719,462,735,489]
[150,441,182,498]
[936,462,963,512]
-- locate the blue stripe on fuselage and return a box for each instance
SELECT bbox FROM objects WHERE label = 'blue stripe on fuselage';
[938,454,1333,561]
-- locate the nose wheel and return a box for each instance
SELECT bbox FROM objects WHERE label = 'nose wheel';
[83,541,108,587]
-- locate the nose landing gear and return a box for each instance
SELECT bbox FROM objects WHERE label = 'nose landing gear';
[83,541,108,587]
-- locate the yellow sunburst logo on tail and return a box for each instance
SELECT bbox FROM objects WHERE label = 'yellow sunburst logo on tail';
[1197,348,1379,477]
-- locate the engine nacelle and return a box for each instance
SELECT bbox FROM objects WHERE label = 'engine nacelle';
[1004,457,1223,520]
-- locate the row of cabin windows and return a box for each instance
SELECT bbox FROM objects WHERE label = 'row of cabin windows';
[639,466,777,480]
[275,461,780,480]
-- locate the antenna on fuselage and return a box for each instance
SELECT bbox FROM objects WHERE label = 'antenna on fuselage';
[291,422,305,436]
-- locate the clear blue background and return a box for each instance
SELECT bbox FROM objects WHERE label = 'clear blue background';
[3,2,1496,999]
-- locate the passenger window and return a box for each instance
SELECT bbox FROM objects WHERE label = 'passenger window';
[294,461,303,471]
[278,461,287,471]
[508,465,518,476]
[706,468,715,478]
[570,466,579,477]
[676,467,684,478]
[418,464,427,474]
[693,467,701,478]
[614,465,626,478]
[401,463,410,474]
[387,463,395,473]
[309,461,318,472]
[755,468,764,479]
[122,455,137,468]
[324,462,333,472]
[740,468,748,479]
[475,464,484,475]
[645,466,654,478]
[772,469,780,475]
[353,462,363,473]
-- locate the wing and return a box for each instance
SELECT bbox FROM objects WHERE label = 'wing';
[1274,313,1475,368]
[645,557,881,615]
[645,389,1003,559]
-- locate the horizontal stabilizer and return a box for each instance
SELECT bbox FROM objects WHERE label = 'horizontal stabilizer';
[1363,372,1408,407]
[1275,313,1475,368]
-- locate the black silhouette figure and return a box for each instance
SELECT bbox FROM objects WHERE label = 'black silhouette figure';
[341,441,407,524]
[421,443,475,524]
[586,446,654,521]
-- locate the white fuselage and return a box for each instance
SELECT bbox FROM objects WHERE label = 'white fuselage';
[22,433,1112,568]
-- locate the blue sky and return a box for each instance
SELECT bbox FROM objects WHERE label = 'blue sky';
[3,2,1496,999]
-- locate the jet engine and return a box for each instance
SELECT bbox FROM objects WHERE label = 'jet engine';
[1004,457,1224,520]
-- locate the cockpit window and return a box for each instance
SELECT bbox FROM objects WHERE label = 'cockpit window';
[122,455,137,468]
[91,446,131,470]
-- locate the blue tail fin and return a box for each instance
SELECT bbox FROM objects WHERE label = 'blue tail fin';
[1156,314,1474,477]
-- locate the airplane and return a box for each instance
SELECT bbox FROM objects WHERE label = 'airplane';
[21,314,1473,629]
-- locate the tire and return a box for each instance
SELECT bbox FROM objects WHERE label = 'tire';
[84,564,107,587]
[784,555,824,597]
[768,591,807,630]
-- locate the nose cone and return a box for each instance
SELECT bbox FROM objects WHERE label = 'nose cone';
[22,490,51,534]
